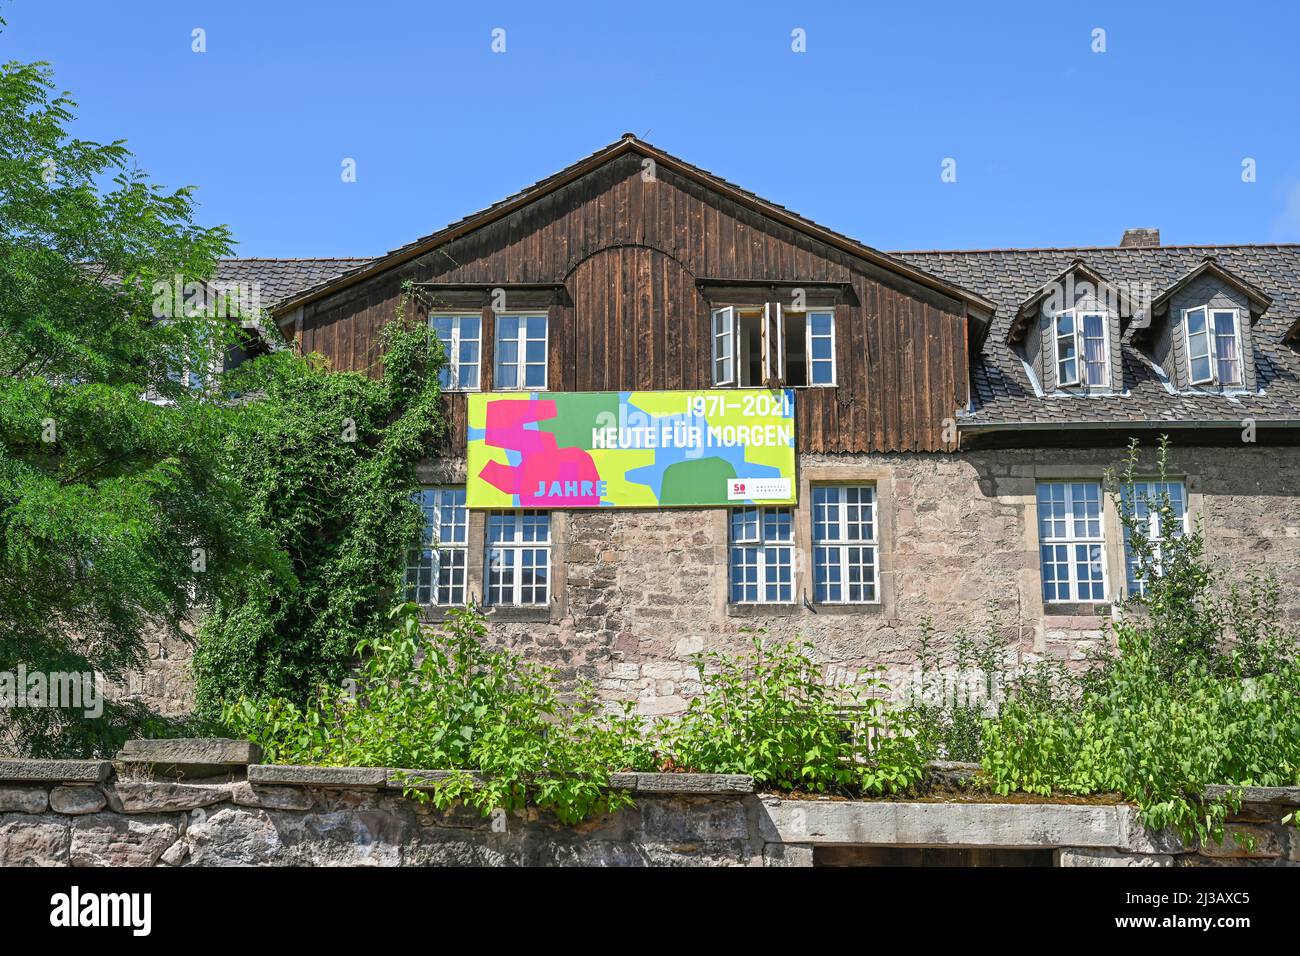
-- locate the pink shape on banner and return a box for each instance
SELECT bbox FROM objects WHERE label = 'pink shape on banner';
[479,398,602,506]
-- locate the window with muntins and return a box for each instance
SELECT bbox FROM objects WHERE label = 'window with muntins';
[1185,307,1242,387]
[406,487,468,606]
[486,510,551,606]
[729,506,793,603]
[494,314,548,389]
[710,305,835,387]
[1053,310,1108,388]
[1121,480,1188,597]
[812,485,878,604]
[430,314,481,391]
[1037,481,1107,603]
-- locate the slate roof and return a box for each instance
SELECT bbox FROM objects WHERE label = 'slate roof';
[211,258,372,308]
[893,245,1300,429]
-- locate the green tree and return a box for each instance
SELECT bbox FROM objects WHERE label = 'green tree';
[0,58,274,756]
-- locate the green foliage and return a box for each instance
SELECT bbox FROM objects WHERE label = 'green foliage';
[656,637,928,795]
[0,57,272,755]
[222,603,652,824]
[907,611,1080,763]
[192,317,445,711]
[981,438,1300,843]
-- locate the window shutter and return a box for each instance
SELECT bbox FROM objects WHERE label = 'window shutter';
[763,302,785,385]
[711,307,735,386]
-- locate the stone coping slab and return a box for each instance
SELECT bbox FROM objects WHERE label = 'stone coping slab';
[1203,784,1300,807]
[118,738,262,768]
[0,759,112,784]
[758,797,1123,848]
[610,772,755,795]
[247,765,386,789]
[386,770,754,796]
[386,769,483,790]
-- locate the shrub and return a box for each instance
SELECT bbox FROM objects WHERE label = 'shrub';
[193,316,445,713]
[222,603,652,824]
[980,438,1300,843]
[657,636,928,795]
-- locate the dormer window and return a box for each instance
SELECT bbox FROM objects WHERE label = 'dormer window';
[1184,307,1241,387]
[1053,310,1108,388]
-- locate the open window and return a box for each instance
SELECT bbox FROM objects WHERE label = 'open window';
[1184,306,1241,387]
[711,304,835,387]
[1053,310,1108,389]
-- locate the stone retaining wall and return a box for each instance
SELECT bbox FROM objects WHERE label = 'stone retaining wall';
[1,749,1295,867]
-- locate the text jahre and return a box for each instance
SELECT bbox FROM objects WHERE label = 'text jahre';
[534,479,607,498]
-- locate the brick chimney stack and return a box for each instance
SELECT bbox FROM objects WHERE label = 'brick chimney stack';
[1120,228,1161,248]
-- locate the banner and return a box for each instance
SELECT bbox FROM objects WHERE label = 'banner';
[466,389,796,508]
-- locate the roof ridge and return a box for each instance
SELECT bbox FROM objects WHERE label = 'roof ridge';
[894,243,1300,255]
[219,256,373,262]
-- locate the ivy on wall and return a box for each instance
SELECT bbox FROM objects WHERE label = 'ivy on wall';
[193,316,445,713]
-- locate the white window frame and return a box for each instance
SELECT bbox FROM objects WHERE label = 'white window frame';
[494,313,548,391]
[1183,306,1216,386]
[429,313,482,392]
[485,510,551,606]
[763,302,785,384]
[711,306,736,386]
[1054,309,1080,387]
[728,506,794,605]
[712,303,837,388]
[805,309,837,387]
[1205,308,1243,387]
[811,484,878,604]
[1036,480,1108,604]
[1120,479,1189,598]
[1053,309,1109,389]
[1079,311,1109,387]
[406,487,469,607]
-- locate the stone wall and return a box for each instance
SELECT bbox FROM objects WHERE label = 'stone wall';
[119,444,1300,718]
[471,444,1300,716]
[1,755,1295,867]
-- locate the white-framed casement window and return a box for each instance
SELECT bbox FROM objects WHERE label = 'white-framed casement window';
[1053,310,1108,388]
[486,510,551,606]
[1121,480,1188,597]
[729,506,794,604]
[710,304,836,387]
[1036,481,1107,603]
[811,484,878,604]
[1184,307,1242,386]
[405,487,468,606]
[494,314,548,390]
[805,310,836,386]
[430,314,481,391]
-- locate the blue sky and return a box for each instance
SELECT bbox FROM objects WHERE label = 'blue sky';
[5,1,1300,256]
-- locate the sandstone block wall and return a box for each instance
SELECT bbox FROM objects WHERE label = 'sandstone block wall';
[2,761,1295,867]
[116,445,1300,718]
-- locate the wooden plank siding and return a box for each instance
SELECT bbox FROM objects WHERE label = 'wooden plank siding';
[294,153,968,454]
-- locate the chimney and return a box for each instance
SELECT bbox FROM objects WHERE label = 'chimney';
[1120,228,1161,248]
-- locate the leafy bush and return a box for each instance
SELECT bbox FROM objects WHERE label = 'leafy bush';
[222,603,652,823]
[980,439,1300,842]
[906,611,1080,764]
[193,316,445,712]
[657,637,928,795]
